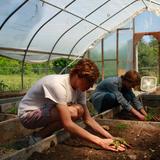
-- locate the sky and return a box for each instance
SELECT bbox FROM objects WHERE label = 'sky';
[135,11,160,43]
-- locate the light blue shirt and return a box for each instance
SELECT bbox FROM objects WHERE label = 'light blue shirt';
[91,77,142,113]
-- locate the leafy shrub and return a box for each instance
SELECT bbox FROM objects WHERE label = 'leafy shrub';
[52,58,76,74]
[0,80,9,91]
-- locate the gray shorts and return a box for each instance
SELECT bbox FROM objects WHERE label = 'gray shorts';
[19,105,53,129]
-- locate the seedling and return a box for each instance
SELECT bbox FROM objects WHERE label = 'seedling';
[115,123,128,130]
[109,137,131,149]
[145,112,160,121]
[145,113,154,121]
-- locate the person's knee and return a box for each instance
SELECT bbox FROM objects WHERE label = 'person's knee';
[75,104,84,117]
[69,104,84,120]
[101,93,118,112]
[103,92,116,103]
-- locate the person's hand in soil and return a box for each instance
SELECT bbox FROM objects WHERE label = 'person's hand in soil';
[99,138,126,152]
[139,108,147,117]
[138,114,145,121]
[130,107,145,121]
[112,137,132,149]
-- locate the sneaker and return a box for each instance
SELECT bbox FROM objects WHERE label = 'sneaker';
[28,133,42,145]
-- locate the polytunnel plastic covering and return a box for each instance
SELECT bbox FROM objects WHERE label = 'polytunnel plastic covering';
[0,0,160,63]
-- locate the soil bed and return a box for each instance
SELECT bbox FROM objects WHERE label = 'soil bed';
[27,120,160,160]
[0,136,29,158]
[0,113,16,122]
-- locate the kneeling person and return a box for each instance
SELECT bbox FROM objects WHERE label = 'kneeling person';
[91,70,147,121]
[18,58,125,152]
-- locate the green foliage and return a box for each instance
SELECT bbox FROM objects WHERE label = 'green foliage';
[145,107,158,121]
[0,57,52,75]
[0,74,44,91]
[0,80,9,91]
[138,38,158,76]
[52,58,76,68]
[0,57,21,74]
[145,113,154,121]
[5,106,17,114]
[52,58,76,74]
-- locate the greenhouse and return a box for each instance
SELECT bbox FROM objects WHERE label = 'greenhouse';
[0,0,160,160]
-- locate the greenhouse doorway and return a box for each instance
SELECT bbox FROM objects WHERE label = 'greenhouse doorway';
[134,32,160,84]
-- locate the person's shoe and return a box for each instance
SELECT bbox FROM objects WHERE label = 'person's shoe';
[28,133,42,145]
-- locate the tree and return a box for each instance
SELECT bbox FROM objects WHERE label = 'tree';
[138,37,158,76]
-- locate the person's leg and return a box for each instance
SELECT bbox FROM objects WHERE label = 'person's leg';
[101,92,118,113]
[33,104,84,138]
[23,104,84,138]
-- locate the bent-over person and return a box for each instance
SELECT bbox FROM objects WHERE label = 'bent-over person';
[18,58,125,152]
[91,70,147,121]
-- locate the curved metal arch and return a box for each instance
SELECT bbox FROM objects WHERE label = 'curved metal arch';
[0,0,29,30]
[47,0,111,62]
[41,0,109,35]
[142,0,148,8]
[148,0,160,5]
[21,0,77,89]
[68,0,139,57]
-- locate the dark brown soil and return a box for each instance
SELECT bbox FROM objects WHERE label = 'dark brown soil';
[27,121,160,160]
[0,136,29,158]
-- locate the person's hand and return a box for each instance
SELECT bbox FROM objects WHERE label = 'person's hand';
[99,138,126,152]
[137,114,145,121]
[130,107,145,121]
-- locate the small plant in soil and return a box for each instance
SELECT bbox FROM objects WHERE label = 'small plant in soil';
[145,107,160,121]
[145,112,155,121]
[115,123,128,131]
[109,137,131,149]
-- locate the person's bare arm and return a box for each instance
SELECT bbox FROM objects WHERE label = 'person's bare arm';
[130,107,145,121]
[82,105,113,138]
[57,104,125,151]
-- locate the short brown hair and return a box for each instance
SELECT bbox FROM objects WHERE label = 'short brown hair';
[70,58,99,85]
[122,70,141,85]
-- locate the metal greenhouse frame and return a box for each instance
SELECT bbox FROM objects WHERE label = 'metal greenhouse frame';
[0,0,160,88]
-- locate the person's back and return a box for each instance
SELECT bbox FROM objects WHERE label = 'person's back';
[95,76,120,92]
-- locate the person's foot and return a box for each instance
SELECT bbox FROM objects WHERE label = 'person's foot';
[28,132,42,145]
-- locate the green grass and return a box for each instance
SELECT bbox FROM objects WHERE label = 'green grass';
[0,74,46,91]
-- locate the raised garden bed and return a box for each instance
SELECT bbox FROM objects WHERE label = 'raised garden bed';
[27,119,160,160]
[0,91,25,114]
[141,87,160,107]
[0,113,16,122]
[0,124,70,160]
[0,88,159,160]
[0,117,160,160]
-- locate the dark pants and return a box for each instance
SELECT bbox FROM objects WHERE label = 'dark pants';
[101,89,134,113]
